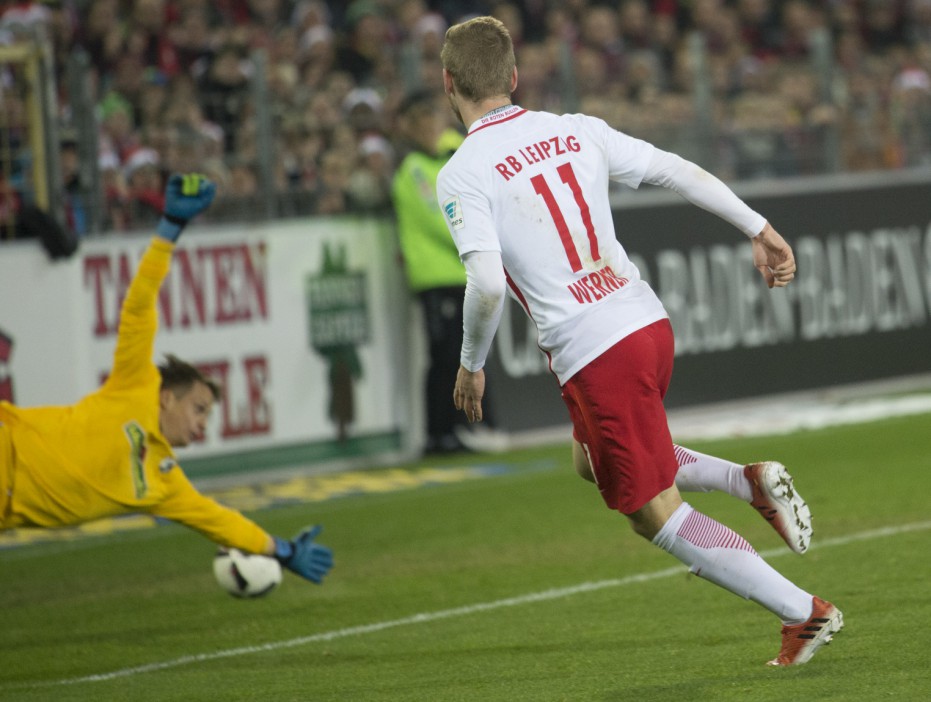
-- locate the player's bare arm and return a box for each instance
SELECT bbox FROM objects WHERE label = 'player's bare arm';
[752,222,796,288]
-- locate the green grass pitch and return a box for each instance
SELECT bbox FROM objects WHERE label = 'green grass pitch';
[1,412,930,701]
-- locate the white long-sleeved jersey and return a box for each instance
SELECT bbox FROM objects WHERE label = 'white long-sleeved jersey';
[437,105,765,385]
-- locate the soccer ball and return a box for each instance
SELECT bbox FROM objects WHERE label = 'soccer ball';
[213,548,282,598]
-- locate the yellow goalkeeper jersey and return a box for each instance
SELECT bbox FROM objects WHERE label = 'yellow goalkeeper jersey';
[0,238,269,554]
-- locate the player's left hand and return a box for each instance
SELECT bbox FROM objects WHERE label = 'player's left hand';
[752,222,796,288]
[454,365,485,423]
[157,173,217,242]
[273,525,334,584]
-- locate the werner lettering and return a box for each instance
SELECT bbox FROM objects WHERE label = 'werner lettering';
[567,265,629,304]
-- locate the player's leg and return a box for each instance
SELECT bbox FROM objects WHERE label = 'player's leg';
[585,433,813,554]
[630,487,804,615]
[576,432,829,643]
[636,489,842,665]
[563,322,841,665]
[673,445,751,498]
[674,444,812,554]
[569,447,842,665]
[639,490,842,666]
[573,440,596,483]
[579,434,841,664]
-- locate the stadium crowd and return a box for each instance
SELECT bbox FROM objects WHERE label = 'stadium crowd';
[1,0,931,235]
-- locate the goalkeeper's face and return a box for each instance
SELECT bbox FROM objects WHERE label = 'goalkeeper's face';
[159,380,216,447]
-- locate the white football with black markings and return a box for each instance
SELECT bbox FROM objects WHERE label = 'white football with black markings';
[213,548,282,598]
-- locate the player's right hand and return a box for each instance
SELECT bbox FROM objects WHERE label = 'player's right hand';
[157,173,217,242]
[454,365,485,423]
[273,525,334,584]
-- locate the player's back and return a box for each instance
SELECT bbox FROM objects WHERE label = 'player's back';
[437,107,667,383]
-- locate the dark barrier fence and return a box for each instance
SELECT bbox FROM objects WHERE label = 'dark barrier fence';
[484,170,931,433]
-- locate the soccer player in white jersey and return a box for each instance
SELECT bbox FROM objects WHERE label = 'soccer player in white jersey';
[435,16,842,667]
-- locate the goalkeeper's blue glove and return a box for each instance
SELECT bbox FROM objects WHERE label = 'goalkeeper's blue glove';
[273,525,334,584]
[156,173,217,242]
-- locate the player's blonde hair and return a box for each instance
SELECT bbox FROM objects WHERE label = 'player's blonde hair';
[441,16,515,103]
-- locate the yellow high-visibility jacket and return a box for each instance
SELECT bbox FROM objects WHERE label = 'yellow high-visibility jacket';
[0,238,269,553]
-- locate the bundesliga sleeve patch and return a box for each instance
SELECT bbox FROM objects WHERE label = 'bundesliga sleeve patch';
[443,195,464,230]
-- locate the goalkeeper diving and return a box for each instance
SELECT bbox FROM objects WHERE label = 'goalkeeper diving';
[0,174,333,585]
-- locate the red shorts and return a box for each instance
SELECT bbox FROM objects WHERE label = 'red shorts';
[560,319,678,515]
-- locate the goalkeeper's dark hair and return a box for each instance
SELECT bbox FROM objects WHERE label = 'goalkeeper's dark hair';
[158,354,221,401]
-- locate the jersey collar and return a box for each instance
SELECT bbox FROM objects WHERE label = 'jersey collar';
[468,105,527,135]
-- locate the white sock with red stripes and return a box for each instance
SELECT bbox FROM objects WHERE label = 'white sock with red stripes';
[652,502,812,623]
[673,445,752,501]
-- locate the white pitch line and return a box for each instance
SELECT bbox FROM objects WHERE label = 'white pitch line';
[10,519,931,691]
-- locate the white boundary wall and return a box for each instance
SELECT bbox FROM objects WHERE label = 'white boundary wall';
[0,217,416,473]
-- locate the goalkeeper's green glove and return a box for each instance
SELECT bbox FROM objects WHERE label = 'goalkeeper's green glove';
[157,173,216,242]
[273,525,334,584]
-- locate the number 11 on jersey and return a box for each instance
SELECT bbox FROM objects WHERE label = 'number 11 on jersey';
[531,163,600,273]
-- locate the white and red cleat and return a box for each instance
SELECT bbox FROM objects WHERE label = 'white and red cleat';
[768,596,844,666]
[744,462,812,554]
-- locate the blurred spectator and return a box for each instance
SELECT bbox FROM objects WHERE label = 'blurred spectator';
[491,2,525,49]
[77,0,124,78]
[99,152,131,231]
[862,0,909,53]
[626,49,665,100]
[136,69,168,129]
[774,0,822,58]
[196,43,252,153]
[295,1,335,79]
[4,0,931,241]
[245,0,291,47]
[124,146,164,229]
[889,64,931,164]
[0,174,20,240]
[735,0,780,59]
[230,159,259,198]
[908,0,931,45]
[170,5,217,67]
[619,0,653,50]
[578,3,625,89]
[394,2,446,91]
[60,134,87,236]
[348,133,393,211]
[574,45,614,102]
[126,0,179,77]
[774,63,838,174]
[207,157,269,221]
[649,10,680,77]
[838,65,901,171]
[97,91,140,167]
[315,148,352,214]
[342,86,384,137]
[725,63,796,178]
[1,0,52,32]
[512,43,559,110]
[334,0,391,86]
